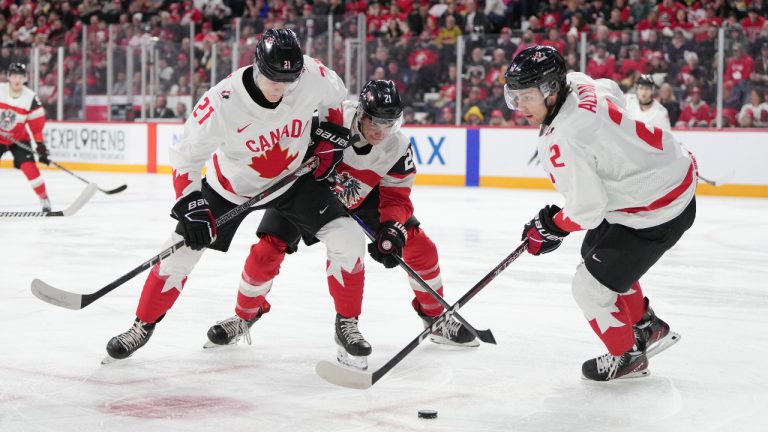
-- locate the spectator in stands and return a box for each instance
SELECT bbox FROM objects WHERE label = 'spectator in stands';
[464,85,487,113]
[585,0,610,24]
[488,109,508,126]
[441,105,456,124]
[677,87,712,127]
[175,102,188,121]
[646,51,667,75]
[725,43,755,103]
[607,8,628,31]
[620,44,647,88]
[169,74,192,96]
[463,0,491,39]
[587,42,616,80]
[496,28,518,59]
[483,84,506,114]
[737,89,768,127]
[637,9,660,42]
[463,105,484,125]
[742,6,766,40]
[112,71,128,95]
[665,29,692,79]
[541,27,565,54]
[436,14,462,47]
[152,95,175,119]
[402,106,416,125]
[657,0,685,30]
[407,1,429,36]
[751,22,768,58]
[465,46,490,79]
[721,81,743,112]
[485,0,508,32]
[677,51,705,91]
[696,24,719,70]
[750,42,768,90]
[565,51,580,73]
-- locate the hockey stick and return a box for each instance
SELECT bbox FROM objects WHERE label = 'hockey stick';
[698,170,735,187]
[0,182,97,217]
[2,131,128,195]
[30,157,319,310]
[340,207,495,345]
[316,241,528,389]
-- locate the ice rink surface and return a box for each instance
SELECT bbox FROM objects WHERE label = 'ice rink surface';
[2,169,767,432]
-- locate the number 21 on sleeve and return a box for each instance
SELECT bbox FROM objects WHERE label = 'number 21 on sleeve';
[193,96,215,125]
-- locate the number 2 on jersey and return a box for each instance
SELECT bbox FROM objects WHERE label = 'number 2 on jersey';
[606,98,663,150]
[193,96,214,125]
[549,144,565,167]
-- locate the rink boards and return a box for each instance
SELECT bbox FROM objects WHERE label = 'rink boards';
[2,121,766,198]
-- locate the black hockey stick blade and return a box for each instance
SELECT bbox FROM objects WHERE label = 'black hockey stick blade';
[316,242,528,389]
[99,184,128,195]
[30,158,319,310]
[0,182,97,218]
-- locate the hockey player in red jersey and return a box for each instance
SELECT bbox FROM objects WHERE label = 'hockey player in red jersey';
[0,63,52,211]
[504,46,696,381]
[204,80,478,370]
[104,29,366,364]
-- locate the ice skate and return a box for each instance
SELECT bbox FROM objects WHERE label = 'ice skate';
[334,314,371,370]
[581,345,649,381]
[40,197,51,212]
[103,318,156,364]
[634,298,681,359]
[414,301,479,347]
[204,309,265,349]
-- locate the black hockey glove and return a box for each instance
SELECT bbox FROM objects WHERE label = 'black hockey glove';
[521,204,569,256]
[36,142,50,165]
[311,121,350,182]
[171,191,217,251]
[368,220,407,268]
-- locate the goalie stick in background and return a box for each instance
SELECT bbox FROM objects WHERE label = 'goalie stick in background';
[204,80,480,371]
[0,63,53,211]
[505,46,696,381]
[103,29,365,365]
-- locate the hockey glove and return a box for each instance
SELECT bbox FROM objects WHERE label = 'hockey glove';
[311,121,350,182]
[36,142,50,165]
[171,191,217,250]
[368,220,407,268]
[521,204,569,256]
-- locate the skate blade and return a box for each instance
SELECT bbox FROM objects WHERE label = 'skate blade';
[101,354,122,365]
[580,369,650,381]
[336,346,368,371]
[429,334,480,348]
[202,338,239,349]
[645,332,681,359]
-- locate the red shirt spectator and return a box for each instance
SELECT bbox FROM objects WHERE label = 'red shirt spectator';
[725,45,755,82]
[677,87,712,127]
[620,46,648,78]
[586,44,617,79]
[741,8,766,40]
[657,0,685,29]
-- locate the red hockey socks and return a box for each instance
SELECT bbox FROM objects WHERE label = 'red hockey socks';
[403,227,444,317]
[237,235,287,320]
[19,161,48,199]
[136,263,188,323]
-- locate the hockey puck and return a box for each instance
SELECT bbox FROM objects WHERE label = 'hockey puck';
[418,410,438,419]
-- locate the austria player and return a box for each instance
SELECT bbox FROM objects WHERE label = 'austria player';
[0,63,51,211]
[204,80,478,369]
[504,46,696,381]
[624,74,672,131]
[104,29,364,364]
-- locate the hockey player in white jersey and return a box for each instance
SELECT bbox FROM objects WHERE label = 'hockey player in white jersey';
[204,80,478,370]
[0,63,52,211]
[624,74,672,131]
[504,46,696,381]
[104,29,366,363]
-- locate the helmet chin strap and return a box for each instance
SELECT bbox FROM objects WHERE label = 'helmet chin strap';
[543,83,569,126]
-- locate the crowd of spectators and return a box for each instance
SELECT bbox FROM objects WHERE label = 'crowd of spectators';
[0,0,767,127]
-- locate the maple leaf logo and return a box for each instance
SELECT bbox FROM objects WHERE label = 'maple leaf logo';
[172,170,193,199]
[248,142,298,179]
[325,106,344,125]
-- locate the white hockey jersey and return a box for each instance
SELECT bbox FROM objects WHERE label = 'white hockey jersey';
[169,56,347,204]
[332,100,416,224]
[0,83,46,145]
[537,73,696,231]
[624,93,672,131]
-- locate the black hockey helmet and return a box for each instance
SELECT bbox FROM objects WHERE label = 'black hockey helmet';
[7,62,27,77]
[504,46,566,110]
[636,74,655,88]
[358,80,404,135]
[254,29,304,83]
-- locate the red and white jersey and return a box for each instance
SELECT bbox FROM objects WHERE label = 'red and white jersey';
[537,72,696,231]
[624,93,672,131]
[332,100,416,224]
[0,83,46,146]
[169,56,347,204]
